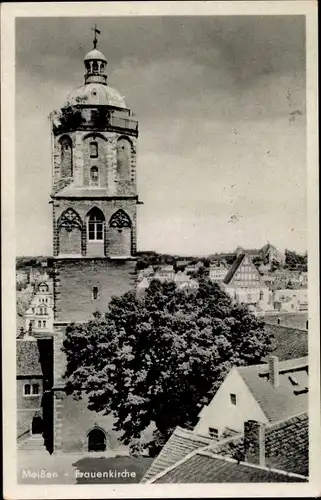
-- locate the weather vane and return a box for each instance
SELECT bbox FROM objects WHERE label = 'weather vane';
[92,24,101,49]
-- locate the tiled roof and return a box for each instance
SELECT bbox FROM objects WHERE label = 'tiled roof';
[265,413,308,476]
[16,339,42,376]
[151,451,307,483]
[141,426,246,483]
[237,357,308,423]
[141,426,215,483]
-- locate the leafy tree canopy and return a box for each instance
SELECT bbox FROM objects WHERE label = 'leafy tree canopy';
[285,249,307,271]
[62,279,275,455]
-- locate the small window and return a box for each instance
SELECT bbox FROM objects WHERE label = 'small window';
[90,166,99,186]
[38,320,41,328]
[43,320,46,327]
[90,141,98,159]
[92,286,99,300]
[230,393,237,405]
[24,384,31,395]
[32,384,40,395]
[209,427,219,438]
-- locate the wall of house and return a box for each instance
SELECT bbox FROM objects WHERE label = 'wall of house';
[194,368,268,436]
[16,378,43,437]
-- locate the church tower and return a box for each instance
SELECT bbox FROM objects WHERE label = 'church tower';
[50,30,139,453]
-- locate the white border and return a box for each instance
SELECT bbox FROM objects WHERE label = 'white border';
[1,2,319,498]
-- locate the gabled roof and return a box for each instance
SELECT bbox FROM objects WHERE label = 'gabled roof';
[223,253,263,286]
[151,450,307,483]
[16,339,42,376]
[237,357,308,423]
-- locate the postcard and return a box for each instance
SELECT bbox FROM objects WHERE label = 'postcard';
[1,1,319,498]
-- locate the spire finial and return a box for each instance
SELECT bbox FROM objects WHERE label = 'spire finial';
[91,24,101,49]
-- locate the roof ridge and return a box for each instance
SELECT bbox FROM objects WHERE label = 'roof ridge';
[173,426,215,444]
[197,450,308,480]
[266,411,308,428]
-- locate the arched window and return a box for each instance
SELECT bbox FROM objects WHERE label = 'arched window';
[87,207,105,241]
[90,166,99,186]
[87,428,106,452]
[59,135,73,178]
[90,141,98,158]
[92,60,99,73]
[109,209,132,231]
[58,208,82,232]
[116,137,132,180]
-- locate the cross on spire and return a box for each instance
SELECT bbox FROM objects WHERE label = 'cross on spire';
[92,24,101,49]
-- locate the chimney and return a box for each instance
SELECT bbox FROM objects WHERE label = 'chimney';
[244,420,266,466]
[268,355,279,388]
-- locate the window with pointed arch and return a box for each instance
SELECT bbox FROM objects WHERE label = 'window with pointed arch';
[89,141,98,159]
[90,166,99,186]
[87,207,105,241]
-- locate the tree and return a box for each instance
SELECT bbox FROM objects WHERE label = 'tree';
[62,279,275,456]
[285,249,307,271]
[270,259,280,273]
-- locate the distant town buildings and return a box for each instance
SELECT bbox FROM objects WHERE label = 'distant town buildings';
[222,253,271,313]
[274,289,308,312]
[135,247,308,315]
[24,282,54,337]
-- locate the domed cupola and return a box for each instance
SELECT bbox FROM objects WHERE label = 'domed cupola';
[84,48,107,85]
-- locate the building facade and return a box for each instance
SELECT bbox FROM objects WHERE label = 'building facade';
[24,282,54,337]
[50,39,140,453]
[223,253,271,313]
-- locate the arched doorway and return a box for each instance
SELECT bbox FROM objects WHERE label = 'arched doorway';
[32,414,43,435]
[87,428,106,452]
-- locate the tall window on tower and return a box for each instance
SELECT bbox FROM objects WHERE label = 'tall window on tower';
[87,207,104,241]
[59,135,73,178]
[90,166,99,186]
[90,141,98,158]
[116,137,131,181]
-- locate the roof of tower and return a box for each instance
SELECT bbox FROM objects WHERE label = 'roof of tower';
[84,48,107,62]
[65,82,127,108]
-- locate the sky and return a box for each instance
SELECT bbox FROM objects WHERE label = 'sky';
[15,16,307,256]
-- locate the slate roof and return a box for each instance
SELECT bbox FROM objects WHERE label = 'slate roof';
[16,339,42,377]
[141,426,215,483]
[237,357,308,423]
[151,451,307,483]
[265,413,308,476]
[141,426,245,483]
[143,409,308,483]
